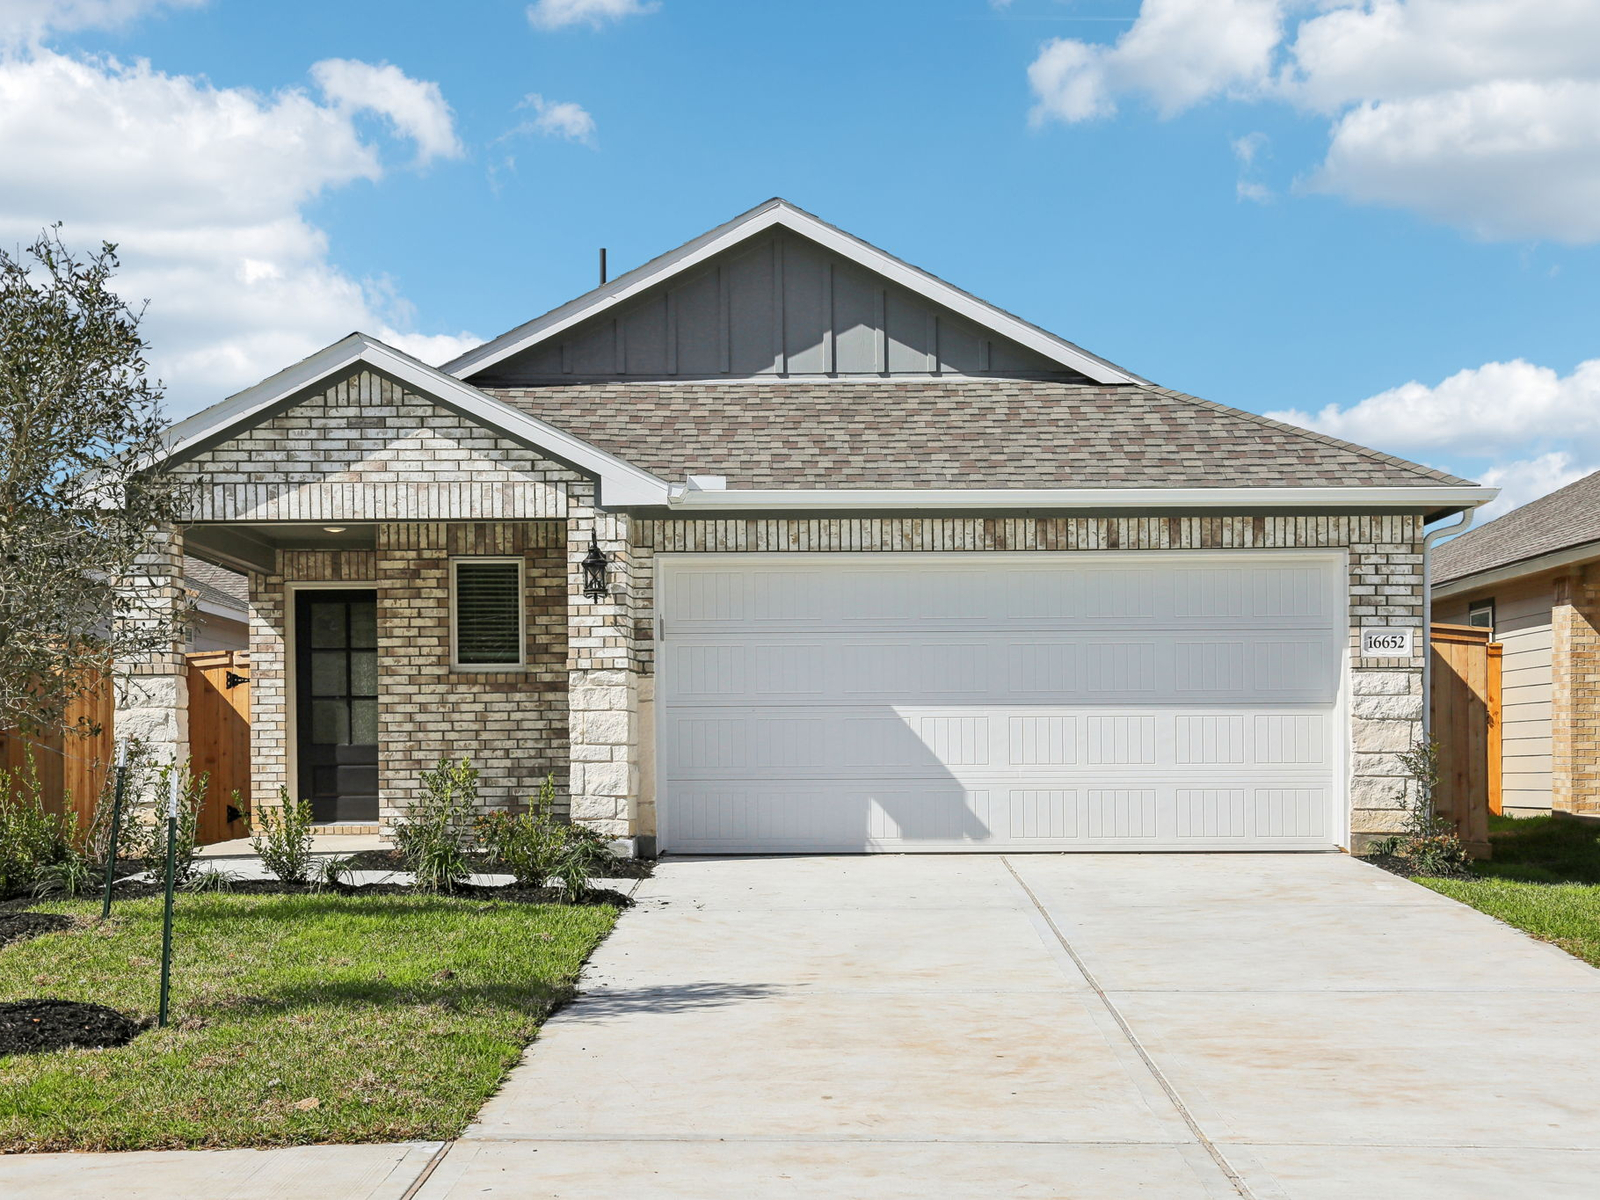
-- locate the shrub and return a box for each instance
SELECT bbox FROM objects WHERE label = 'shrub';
[1369,739,1473,877]
[393,756,477,893]
[476,774,620,902]
[83,738,151,872]
[127,759,205,885]
[0,749,79,896]
[475,774,564,888]
[250,789,315,884]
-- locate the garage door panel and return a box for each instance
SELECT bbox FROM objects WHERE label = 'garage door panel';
[659,553,1344,853]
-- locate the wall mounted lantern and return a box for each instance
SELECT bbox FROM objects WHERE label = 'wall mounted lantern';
[581,532,610,602]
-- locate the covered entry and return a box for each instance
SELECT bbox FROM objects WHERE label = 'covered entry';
[657,552,1346,853]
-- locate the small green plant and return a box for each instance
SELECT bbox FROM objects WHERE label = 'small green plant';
[250,789,316,884]
[312,855,356,891]
[179,867,239,893]
[393,756,477,892]
[0,748,80,896]
[31,847,95,898]
[1369,739,1473,877]
[475,773,564,888]
[476,774,620,902]
[126,759,205,885]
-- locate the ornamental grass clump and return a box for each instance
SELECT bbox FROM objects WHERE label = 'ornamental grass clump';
[394,756,477,892]
[250,789,315,884]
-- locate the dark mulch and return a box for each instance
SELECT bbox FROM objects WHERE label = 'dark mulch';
[340,847,656,880]
[0,1000,143,1055]
[99,876,632,908]
[0,912,74,950]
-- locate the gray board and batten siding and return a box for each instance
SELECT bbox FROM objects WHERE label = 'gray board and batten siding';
[470,231,1083,386]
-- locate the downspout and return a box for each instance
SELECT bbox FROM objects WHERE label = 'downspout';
[1420,507,1478,741]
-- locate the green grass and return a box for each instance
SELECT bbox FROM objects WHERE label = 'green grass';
[1414,813,1600,968]
[0,892,615,1151]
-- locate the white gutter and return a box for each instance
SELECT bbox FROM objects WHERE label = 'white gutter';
[1421,508,1478,742]
[666,485,1498,512]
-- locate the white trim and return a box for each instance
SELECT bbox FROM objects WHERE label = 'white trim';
[160,333,672,508]
[449,556,528,671]
[665,485,1499,513]
[283,580,379,807]
[1434,538,1600,599]
[195,598,247,622]
[444,199,1144,386]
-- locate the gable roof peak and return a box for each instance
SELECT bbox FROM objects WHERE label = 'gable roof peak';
[443,199,1147,386]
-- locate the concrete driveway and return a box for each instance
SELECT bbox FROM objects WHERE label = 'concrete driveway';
[417,853,1600,1199]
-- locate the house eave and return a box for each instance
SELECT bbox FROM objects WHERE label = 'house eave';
[663,485,1499,514]
[1434,537,1600,599]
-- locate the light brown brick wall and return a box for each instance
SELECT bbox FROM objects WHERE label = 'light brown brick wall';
[1552,571,1600,816]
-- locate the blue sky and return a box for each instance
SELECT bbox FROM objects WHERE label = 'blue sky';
[7,0,1600,518]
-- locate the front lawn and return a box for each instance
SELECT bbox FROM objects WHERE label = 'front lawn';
[0,892,615,1151]
[1414,813,1600,968]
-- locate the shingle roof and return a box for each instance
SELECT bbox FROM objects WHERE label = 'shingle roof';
[1434,469,1600,585]
[485,379,1470,490]
[184,556,247,613]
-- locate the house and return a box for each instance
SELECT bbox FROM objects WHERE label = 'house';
[183,556,249,652]
[121,199,1494,852]
[1433,470,1600,818]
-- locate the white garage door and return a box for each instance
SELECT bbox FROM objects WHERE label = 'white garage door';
[657,552,1345,853]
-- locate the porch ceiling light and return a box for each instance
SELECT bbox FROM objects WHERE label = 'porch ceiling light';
[323,526,347,533]
[581,532,610,602]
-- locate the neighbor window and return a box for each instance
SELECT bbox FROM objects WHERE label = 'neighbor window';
[451,558,525,668]
[1467,599,1495,636]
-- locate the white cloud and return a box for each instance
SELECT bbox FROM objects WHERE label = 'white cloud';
[1025,0,1600,242]
[0,0,204,43]
[1029,0,1284,124]
[527,0,659,32]
[1266,357,1600,516]
[309,59,463,164]
[1233,131,1272,202]
[0,49,477,414]
[519,93,597,144]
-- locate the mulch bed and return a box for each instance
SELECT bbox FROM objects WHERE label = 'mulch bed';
[97,876,633,909]
[340,848,656,880]
[0,1000,143,1055]
[0,912,73,950]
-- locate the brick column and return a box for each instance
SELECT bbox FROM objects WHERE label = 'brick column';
[1552,571,1600,816]
[113,524,190,769]
[566,501,640,844]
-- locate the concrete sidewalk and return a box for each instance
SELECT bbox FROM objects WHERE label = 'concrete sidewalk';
[7,854,1600,1198]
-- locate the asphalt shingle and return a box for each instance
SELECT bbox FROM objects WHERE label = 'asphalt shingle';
[1434,469,1600,585]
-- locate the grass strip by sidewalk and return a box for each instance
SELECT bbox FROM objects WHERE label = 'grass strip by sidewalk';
[0,892,615,1151]
[1414,813,1600,969]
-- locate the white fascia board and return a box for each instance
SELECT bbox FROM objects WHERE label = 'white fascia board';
[160,333,672,508]
[195,597,247,622]
[1433,538,1600,599]
[444,200,1142,385]
[667,486,1499,512]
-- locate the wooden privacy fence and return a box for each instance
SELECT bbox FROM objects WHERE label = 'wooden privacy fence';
[1430,623,1501,858]
[0,671,114,831]
[187,650,251,845]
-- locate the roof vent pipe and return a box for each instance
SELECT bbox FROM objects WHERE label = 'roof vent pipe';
[599,247,607,286]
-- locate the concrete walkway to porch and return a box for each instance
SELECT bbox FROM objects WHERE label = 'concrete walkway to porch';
[6,853,1600,1198]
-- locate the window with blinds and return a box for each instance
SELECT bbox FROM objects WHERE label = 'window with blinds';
[452,559,524,667]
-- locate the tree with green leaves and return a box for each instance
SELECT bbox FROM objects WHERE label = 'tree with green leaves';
[0,229,187,738]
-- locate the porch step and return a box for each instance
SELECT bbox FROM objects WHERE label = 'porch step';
[311,823,381,836]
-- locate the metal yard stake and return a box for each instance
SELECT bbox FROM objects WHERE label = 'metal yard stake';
[100,741,129,920]
[157,771,180,1028]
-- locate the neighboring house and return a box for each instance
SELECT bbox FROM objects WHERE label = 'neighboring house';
[1433,470,1600,818]
[183,556,249,652]
[122,199,1493,849]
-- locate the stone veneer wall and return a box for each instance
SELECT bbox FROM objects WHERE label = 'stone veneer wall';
[626,513,1428,848]
[1551,569,1600,816]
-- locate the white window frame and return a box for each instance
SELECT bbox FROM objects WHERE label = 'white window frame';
[1467,598,1496,637]
[449,556,527,671]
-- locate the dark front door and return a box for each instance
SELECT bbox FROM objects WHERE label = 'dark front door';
[295,589,378,823]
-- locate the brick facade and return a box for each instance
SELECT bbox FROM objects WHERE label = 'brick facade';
[1552,571,1600,816]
